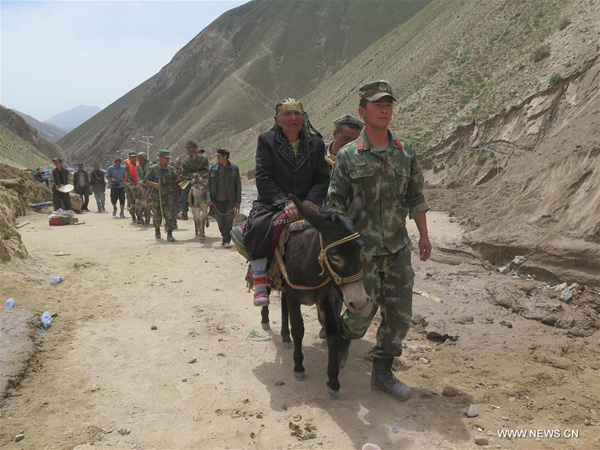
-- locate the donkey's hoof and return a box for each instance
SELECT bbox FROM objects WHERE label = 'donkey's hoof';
[328,387,339,399]
[294,371,306,382]
[261,322,270,330]
[282,341,293,349]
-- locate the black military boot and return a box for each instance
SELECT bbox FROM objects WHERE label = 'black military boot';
[371,358,411,400]
[155,228,161,239]
[167,231,175,242]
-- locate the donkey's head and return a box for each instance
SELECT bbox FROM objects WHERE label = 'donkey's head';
[192,172,204,184]
[292,193,369,312]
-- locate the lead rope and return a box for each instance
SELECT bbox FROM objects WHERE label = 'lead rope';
[318,233,363,284]
[274,229,363,291]
[274,248,331,291]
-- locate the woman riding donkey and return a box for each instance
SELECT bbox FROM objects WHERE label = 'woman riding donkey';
[243,98,330,307]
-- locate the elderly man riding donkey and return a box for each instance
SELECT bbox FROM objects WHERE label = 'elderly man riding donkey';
[241,81,431,401]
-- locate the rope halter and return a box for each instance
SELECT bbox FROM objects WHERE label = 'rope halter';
[318,232,363,285]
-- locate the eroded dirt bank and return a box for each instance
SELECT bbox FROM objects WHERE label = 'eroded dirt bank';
[0,207,598,449]
[422,56,600,287]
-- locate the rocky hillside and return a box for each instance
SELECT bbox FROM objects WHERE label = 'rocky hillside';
[58,0,430,165]
[14,110,66,143]
[0,106,68,169]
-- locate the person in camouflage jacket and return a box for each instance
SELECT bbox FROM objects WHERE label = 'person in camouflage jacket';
[144,150,180,242]
[327,80,431,401]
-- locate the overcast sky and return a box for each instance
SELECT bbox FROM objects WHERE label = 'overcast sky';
[1,0,248,121]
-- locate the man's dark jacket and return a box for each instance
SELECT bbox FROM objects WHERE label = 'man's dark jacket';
[51,168,70,191]
[73,170,90,194]
[254,128,329,209]
[208,162,242,204]
[90,169,106,190]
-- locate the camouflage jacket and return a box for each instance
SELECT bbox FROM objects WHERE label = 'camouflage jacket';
[181,153,209,179]
[327,129,429,257]
[136,161,148,182]
[144,164,179,199]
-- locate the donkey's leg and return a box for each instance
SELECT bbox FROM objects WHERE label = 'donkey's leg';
[322,289,342,397]
[287,294,305,380]
[260,305,270,330]
[200,206,207,239]
[280,292,292,347]
[330,287,350,369]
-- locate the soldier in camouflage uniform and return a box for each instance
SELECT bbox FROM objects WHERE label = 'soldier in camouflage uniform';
[327,80,431,401]
[325,114,363,168]
[144,149,180,242]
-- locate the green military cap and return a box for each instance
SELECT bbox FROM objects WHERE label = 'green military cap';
[137,152,147,159]
[127,151,137,157]
[334,114,364,129]
[157,149,171,158]
[359,80,396,102]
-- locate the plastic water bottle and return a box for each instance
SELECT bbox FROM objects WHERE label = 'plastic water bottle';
[41,311,52,328]
[5,298,15,308]
[49,276,63,284]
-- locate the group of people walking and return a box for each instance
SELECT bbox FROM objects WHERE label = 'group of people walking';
[49,141,242,245]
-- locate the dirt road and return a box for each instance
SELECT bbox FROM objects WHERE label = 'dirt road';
[0,207,598,449]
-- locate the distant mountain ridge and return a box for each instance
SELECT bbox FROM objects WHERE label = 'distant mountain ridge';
[47,105,101,132]
[58,0,430,165]
[14,110,66,143]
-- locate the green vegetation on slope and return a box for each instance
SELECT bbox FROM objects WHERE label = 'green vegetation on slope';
[0,125,53,169]
[0,106,67,169]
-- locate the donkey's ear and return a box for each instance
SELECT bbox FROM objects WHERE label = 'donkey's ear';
[347,191,364,224]
[290,194,328,230]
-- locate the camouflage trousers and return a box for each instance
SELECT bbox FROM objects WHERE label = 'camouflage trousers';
[340,245,413,359]
[151,191,177,232]
[126,187,135,216]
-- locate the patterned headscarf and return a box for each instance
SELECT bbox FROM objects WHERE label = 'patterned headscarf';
[272,98,322,172]
[275,98,305,117]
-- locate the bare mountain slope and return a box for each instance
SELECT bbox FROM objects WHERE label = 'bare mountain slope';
[304,0,600,148]
[59,0,430,164]
[220,0,599,165]
[0,106,67,169]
